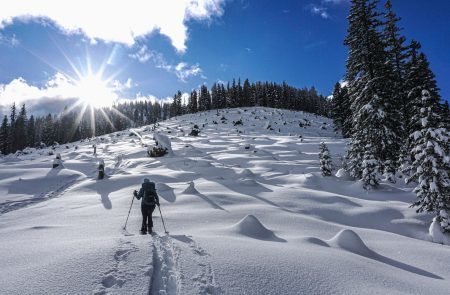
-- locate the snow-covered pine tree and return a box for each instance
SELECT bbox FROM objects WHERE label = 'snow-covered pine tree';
[344,0,401,182]
[361,144,381,190]
[406,90,450,232]
[402,42,443,176]
[382,0,408,134]
[404,42,441,136]
[441,101,450,129]
[319,142,333,176]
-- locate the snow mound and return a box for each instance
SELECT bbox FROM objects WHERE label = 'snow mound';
[335,168,352,180]
[153,133,173,155]
[328,229,372,257]
[182,181,199,195]
[429,217,450,245]
[238,168,256,178]
[230,215,283,242]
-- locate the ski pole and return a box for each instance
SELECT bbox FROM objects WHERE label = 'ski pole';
[123,194,135,230]
[158,205,169,234]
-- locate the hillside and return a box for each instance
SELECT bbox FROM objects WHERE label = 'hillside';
[0,107,449,295]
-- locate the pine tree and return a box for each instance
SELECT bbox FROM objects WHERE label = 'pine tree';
[405,42,441,136]
[402,42,443,178]
[331,82,351,137]
[189,89,198,114]
[243,79,251,107]
[171,91,182,116]
[8,103,17,152]
[441,101,450,129]
[382,0,408,139]
[27,115,35,147]
[15,104,28,150]
[319,142,333,176]
[344,0,401,182]
[361,144,381,190]
[199,85,211,112]
[406,90,450,232]
[42,114,55,146]
[0,115,9,155]
[211,83,219,111]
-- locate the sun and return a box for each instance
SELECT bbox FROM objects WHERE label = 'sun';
[75,73,117,108]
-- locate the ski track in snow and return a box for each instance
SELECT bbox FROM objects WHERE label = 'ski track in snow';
[93,233,219,295]
[150,234,181,295]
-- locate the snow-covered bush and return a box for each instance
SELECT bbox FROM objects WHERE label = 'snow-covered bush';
[189,125,200,136]
[148,132,173,157]
[148,146,168,157]
[233,119,243,126]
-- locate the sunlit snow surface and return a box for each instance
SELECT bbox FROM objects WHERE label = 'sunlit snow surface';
[1,107,449,295]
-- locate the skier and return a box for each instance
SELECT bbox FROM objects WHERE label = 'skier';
[133,178,160,234]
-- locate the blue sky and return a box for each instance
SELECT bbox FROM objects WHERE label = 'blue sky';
[0,0,448,116]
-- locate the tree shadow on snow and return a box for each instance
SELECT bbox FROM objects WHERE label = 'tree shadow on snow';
[369,251,443,280]
[309,238,443,280]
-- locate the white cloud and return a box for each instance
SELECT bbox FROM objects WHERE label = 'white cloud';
[309,5,329,19]
[0,0,226,52]
[129,45,205,82]
[173,62,205,82]
[128,45,152,63]
[112,78,134,91]
[0,73,137,116]
[0,33,19,46]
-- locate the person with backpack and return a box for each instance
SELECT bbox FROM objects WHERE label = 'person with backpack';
[133,178,160,234]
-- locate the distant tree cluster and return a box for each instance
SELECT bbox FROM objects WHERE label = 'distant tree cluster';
[332,0,449,232]
[170,79,330,118]
[0,78,328,156]
[0,100,170,155]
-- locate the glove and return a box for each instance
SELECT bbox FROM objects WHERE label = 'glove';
[156,201,160,206]
[133,190,138,197]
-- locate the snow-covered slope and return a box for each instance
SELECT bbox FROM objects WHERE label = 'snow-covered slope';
[1,107,449,295]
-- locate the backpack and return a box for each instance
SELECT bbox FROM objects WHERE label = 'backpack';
[142,182,157,205]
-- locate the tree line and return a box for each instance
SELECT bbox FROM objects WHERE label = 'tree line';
[331,0,449,232]
[0,100,170,155]
[170,79,330,117]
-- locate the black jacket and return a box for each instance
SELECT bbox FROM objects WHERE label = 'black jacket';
[136,182,159,206]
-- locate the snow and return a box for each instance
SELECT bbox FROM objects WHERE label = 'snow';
[328,229,372,256]
[227,214,285,242]
[429,217,450,245]
[154,132,174,155]
[0,107,449,294]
